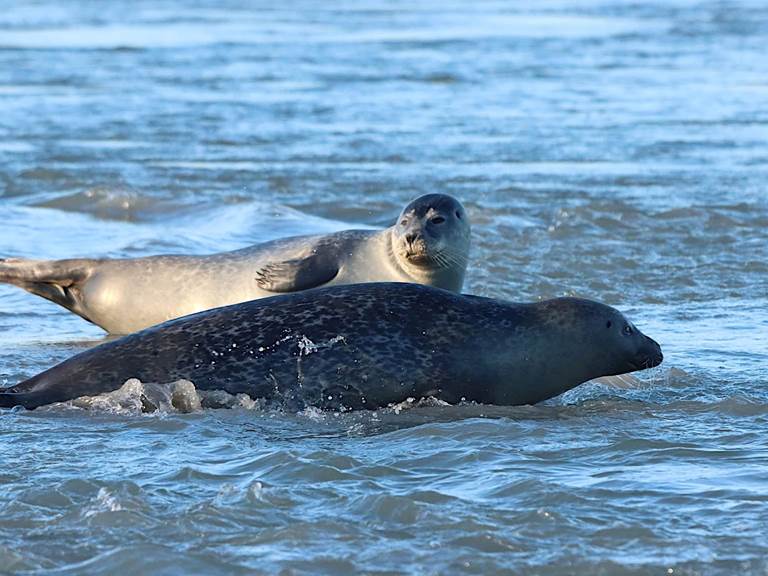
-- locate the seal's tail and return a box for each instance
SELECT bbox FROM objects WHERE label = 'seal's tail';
[0,257,93,320]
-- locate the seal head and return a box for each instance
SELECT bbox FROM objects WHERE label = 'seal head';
[599,308,663,374]
[524,298,663,388]
[389,194,470,286]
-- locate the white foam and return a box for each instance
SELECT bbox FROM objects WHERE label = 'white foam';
[387,396,451,414]
[67,378,205,415]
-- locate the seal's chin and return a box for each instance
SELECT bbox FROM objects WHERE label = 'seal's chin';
[628,351,664,372]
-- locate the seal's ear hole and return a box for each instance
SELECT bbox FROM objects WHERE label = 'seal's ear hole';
[606,321,612,329]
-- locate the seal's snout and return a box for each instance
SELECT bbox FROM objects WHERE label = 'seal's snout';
[405,231,422,245]
[637,336,663,370]
[646,350,664,368]
[647,336,663,366]
[403,231,430,262]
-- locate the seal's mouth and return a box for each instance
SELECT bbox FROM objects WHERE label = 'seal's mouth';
[404,251,432,265]
[394,232,467,272]
[402,239,433,264]
[629,351,664,371]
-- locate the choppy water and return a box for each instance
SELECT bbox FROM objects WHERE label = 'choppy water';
[0,0,767,573]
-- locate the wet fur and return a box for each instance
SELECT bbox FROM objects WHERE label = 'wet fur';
[0,283,662,410]
[0,195,470,334]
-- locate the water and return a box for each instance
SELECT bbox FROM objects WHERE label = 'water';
[0,0,767,573]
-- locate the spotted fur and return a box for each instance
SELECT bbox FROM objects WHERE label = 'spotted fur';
[0,283,662,410]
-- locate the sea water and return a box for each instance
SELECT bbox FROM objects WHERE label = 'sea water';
[0,1,767,573]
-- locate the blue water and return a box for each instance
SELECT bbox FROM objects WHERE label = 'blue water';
[1,0,767,573]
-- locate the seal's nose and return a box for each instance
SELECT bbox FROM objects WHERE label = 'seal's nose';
[645,336,663,368]
[405,231,421,244]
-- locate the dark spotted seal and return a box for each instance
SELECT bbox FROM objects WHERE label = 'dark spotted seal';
[0,283,662,410]
[0,194,470,334]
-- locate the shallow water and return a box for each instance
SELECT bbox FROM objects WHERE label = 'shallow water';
[0,0,767,574]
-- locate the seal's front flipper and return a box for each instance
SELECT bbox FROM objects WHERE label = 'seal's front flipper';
[0,258,95,322]
[255,255,339,293]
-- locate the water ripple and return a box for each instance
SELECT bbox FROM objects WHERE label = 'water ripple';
[1,0,767,573]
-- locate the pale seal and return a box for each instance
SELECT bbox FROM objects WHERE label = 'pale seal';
[0,194,470,334]
[0,283,663,410]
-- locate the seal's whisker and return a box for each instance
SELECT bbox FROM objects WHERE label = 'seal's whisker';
[431,253,449,268]
[434,248,468,269]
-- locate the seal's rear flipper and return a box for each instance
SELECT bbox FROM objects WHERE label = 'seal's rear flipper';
[0,391,39,410]
[0,258,95,323]
[255,254,339,293]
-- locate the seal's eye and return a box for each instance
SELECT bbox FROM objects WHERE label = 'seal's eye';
[431,216,446,225]
[400,218,408,226]
[455,210,462,219]
[606,321,612,329]
[623,325,633,336]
